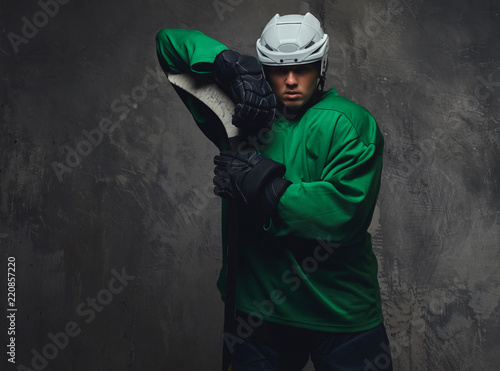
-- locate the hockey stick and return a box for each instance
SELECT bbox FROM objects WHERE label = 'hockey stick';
[168,72,240,371]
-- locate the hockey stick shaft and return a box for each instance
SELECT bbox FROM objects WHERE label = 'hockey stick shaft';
[167,73,240,371]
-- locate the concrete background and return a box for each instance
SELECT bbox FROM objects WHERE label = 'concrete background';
[1,0,499,370]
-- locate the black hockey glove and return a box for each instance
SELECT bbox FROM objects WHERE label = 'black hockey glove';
[214,50,277,131]
[213,150,291,218]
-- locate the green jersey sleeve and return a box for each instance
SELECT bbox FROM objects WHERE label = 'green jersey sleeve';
[155,28,227,74]
[155,28,230,148]
[278,137,382,245]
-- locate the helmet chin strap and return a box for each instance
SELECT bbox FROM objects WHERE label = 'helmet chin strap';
[317,75,326,92]
[317,58,328,92]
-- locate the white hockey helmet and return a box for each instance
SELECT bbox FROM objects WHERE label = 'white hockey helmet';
[256,13,329,78]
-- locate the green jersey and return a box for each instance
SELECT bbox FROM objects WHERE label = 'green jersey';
[156,28,385,332]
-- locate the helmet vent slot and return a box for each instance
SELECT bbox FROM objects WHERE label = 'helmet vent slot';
[305,40,316,49]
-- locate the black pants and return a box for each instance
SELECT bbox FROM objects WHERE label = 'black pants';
[231,315,393,371]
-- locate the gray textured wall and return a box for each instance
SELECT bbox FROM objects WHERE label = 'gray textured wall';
[1,0,499,370]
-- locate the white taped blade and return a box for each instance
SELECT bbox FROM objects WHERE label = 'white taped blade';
[167,73,239,138]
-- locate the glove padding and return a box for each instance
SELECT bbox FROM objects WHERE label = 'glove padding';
[214,150,291,218]
[214,50,277,131]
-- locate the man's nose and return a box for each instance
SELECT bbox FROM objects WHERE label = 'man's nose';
[285,71,298,85]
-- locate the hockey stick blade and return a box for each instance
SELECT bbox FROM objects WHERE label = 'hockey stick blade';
[167,73,239,139]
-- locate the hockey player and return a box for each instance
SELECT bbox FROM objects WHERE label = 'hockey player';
[156,12,393,371]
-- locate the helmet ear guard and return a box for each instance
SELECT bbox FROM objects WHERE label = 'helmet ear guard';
[256,12,329,90]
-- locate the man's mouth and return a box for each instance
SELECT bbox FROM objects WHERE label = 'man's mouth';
[284,91,301,99]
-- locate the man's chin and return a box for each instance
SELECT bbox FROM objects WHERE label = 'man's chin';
[282,100,305,110]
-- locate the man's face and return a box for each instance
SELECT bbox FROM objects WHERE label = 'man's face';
[266,63,320,110]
